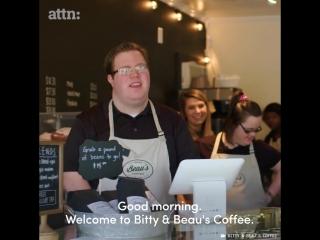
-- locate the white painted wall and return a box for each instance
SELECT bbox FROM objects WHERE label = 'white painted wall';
[205,16,280,140]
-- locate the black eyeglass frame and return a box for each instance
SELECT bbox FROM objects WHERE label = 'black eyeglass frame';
[111,69,119,75]
[239,123,262,134]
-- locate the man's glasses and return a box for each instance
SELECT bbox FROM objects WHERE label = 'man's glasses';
[239,123,262,134]
[112,64,148,76]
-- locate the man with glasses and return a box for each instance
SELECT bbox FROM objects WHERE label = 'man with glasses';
[63,42,200,205]
[195,91,281,210]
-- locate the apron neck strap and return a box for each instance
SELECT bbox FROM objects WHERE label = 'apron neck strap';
[212,132,223,155]
[211,132,256,167]
[108,99,165,140]
[108,100,115,138]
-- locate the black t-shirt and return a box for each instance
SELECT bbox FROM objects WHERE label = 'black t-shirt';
[195,135,281,184]
[64,100,200,189]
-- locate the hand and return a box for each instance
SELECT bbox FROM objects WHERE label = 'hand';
[265,190,273,203]
[264,190,273,203]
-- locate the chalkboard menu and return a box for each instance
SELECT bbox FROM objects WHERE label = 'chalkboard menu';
[39,141,64,216]
[40,1,206,113]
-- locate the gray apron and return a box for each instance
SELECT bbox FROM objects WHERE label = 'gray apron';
[210,132,268,210]
[97,99,176,205]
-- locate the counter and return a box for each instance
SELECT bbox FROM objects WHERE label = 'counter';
[52,207,280,240]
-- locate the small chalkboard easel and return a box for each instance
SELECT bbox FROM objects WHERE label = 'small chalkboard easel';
[39,141,64,240]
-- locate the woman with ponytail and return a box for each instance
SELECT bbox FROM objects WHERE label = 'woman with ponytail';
[195,91,281,210]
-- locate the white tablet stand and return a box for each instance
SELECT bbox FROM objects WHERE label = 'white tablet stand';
[193,178,226,221]
[169,158,244,222]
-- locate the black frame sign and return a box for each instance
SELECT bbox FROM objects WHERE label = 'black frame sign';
[39,141,64,216]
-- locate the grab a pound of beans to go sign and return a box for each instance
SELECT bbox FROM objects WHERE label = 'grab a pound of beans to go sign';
[78,139,130,180]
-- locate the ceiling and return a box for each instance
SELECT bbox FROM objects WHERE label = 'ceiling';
[158,0,281,22]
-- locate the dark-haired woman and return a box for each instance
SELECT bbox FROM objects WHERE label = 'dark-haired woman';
[263,102,281,152]
[262,102,281,206]
[195,91,281,210]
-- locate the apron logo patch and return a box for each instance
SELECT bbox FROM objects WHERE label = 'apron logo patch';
[233,173,245,187]
[123,159,153,179]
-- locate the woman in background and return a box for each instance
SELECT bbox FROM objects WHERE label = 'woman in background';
[262,103,281,206]
[195,91,281,210]
[178,89,214,204]
[263,103,281,152]
[178,89,214,140]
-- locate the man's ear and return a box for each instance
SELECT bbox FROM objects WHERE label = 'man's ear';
[107,74,114,88]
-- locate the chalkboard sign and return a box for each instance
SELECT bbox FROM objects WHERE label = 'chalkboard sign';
[78,139,130,181]
[39,141,64,216]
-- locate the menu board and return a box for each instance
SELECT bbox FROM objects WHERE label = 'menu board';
[39,74,109,113]
[39,141,64,216]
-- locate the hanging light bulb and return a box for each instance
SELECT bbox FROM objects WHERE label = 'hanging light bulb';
[150,1,158,9]
[196,21,203,31]
[174,10,183,21]
[268,0,277,5]
[204,56,210,64]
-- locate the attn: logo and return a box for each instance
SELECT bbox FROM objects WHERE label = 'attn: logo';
[48,8,80,20]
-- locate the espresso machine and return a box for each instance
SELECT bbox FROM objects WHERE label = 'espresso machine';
[209,88,242,134]
[211,99,229,134]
